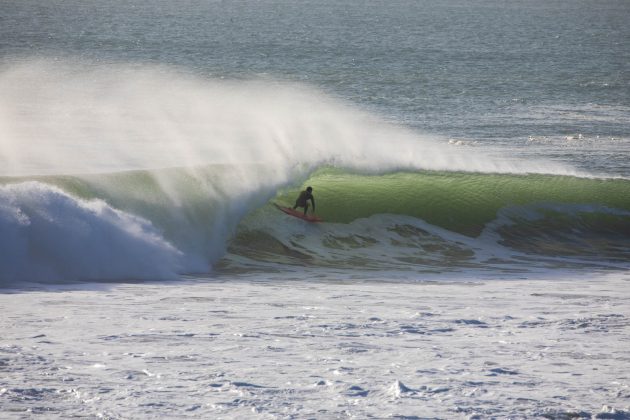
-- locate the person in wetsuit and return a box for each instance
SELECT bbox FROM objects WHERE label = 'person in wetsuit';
[293,186,315,216]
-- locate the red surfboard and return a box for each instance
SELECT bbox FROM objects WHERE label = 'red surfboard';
[274,203,323,223]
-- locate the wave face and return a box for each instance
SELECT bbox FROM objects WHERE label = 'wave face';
[1,60,628,284]
[225,169,630,273]
[273,168,630,236]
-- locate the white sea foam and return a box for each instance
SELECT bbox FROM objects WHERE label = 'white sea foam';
[1,272,629,417]
[0,182,187,284]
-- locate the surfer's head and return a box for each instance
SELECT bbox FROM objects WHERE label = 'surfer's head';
[306,186,312,192]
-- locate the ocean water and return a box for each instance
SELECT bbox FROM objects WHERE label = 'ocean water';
[1,0,630,417]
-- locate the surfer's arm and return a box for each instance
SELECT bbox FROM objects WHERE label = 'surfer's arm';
[310,197,315,212]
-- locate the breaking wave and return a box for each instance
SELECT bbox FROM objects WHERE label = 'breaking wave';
[1,167,629,285]
[228,169,630,272]
[1,59,628,285]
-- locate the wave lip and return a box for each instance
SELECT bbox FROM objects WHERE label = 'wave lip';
[0,182,185,285]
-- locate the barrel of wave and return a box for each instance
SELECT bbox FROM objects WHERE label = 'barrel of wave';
[274,168,630,236]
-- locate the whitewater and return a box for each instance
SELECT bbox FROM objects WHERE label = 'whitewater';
[2,0,630,417]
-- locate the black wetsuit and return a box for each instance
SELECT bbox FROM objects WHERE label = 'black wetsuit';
[294,190,315,214]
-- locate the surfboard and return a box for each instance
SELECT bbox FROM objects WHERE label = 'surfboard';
[274,203,323,223]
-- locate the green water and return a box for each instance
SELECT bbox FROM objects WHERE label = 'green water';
[277,168,630,236]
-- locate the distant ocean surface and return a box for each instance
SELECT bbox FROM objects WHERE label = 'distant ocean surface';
[1,0,629,284]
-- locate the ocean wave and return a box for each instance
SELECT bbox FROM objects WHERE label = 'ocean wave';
[1,60,629,284]
[273,168,630,235]
[1,167,629,284]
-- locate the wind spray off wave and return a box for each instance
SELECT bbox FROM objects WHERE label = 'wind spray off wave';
[0,59,599,284]
[0,59,578,177]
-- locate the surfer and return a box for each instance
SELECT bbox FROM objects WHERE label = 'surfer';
[293,186,315,216]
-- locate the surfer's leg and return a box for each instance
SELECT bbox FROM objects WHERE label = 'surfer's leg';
[303,203,309,215]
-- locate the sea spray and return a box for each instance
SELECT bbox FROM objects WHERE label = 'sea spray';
[0,59,577,177]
